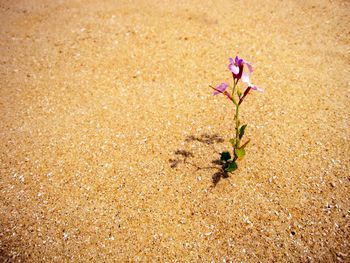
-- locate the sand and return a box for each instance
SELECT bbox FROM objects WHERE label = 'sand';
[0,0,349,261]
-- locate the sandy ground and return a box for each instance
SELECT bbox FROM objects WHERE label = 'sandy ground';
[0,0,349,261]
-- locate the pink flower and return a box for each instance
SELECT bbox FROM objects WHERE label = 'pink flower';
[212,82,233,101]
[213,83,228,95]
[228,56,253,81]
[241,72,264,92]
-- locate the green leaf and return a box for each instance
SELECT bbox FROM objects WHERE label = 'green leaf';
[239,124,247,139]
[235,148,246,159]
[229,138,236,147]
[225,162,238,172]
[220,151,231,162]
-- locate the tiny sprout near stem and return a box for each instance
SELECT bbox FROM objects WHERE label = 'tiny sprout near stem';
[211,55,264,173]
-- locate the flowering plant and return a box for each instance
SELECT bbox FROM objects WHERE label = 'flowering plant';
[211,55,263,173]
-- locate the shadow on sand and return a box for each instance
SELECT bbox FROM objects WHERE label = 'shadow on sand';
[169,133,229,187]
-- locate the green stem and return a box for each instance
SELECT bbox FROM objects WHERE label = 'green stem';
[231,79,238,106]
[231,78,240,161]
[234,104,240,161]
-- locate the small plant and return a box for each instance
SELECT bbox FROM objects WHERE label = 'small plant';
[211,55,263,173]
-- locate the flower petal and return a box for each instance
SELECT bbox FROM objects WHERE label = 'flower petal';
[244,61,253,73]
[237,58,244,67]
[217,82,228,91]
[241,72,251,85]
[228,57,234,64]
[251,85,264,93]
[229,64,239,74]
[213,82,228,95]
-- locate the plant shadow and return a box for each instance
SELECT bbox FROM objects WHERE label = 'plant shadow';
[169,133,230,187]
[169,150,194,169]
[210,159,230,187]
[185,134,224,145]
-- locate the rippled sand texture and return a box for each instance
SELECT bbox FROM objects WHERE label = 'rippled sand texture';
[1,0,349,261]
